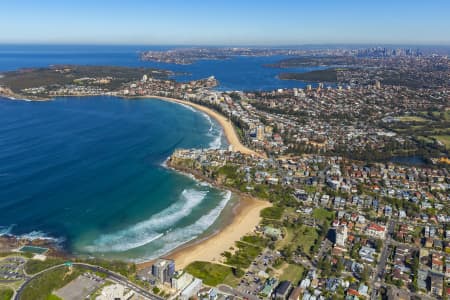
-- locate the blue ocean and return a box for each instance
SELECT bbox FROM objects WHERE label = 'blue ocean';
[0,45,316,261]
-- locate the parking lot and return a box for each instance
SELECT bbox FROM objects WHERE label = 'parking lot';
[236,249,281,297]
[0,256,26,281]
[54,272,105,300]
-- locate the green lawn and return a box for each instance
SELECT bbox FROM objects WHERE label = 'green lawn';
[241,235,269,248]
[296,226,319,255]
[277,225,319,256]
[225,240,263,269]
[0,287,13,300]
[312,208,335,224]
[431,110,450,121]
[397,116,429,122]
[74,258,136,278]
[417,136,434,144]
[20,267,81,300]
[260,206,284,220]
[433,135,450,149]
[24,258,65,275]
[185,261,241,287]
[26,257,135,277]
[279,264,304,284]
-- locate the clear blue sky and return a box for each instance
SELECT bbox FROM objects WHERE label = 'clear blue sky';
[2,0,450,45]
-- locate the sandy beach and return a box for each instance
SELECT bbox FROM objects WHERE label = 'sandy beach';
[138,195,271,270]
[132,96,261,157]
[131,95,269,270]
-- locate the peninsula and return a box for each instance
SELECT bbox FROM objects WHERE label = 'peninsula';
[1,46,449,300]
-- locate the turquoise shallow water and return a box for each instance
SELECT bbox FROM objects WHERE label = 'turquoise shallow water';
[0,96,229,261]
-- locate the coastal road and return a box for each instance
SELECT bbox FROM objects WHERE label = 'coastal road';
[15,262,162,300]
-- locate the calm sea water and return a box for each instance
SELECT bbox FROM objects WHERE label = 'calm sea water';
[0,44,320,91]
[0,45,316,261]
[0,95,230,261]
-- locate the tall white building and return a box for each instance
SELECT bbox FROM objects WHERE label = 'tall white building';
[335,225,347,247]
[171,271,193,291]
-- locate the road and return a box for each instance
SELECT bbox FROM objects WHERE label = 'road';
[370,220,396,300]
[14,262,163,300]
[313,239,332,266]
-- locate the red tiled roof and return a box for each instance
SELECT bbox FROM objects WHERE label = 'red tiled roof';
[347,289,360,296]
[368,223,385,232]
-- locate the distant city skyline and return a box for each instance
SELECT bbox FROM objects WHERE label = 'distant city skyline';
[2,0,450,45]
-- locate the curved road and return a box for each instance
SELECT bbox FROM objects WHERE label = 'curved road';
[15,262,163,300]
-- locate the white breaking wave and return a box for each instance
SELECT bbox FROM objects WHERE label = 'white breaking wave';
[85,189,208,252]
[0,226,63,245]
[197,181,211,187]
[160,156,170,168]
[166,99,224,150]
[84,232,165,253]
[202,113,214,133]
[209,130,223,149]
[137,190,232,261]
[18,230,61,242]
[178,102,197,113]
[0,224,15,236]
[200,111,223,149]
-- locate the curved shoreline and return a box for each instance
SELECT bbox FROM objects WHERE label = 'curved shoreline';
[127,96,269,270]
[1,93,260,156]
[127,95,260,157]
[2,93,268,270]
[137,194,270,270]
[134,159,272,270]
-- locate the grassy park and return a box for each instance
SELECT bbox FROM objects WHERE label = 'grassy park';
[0,287,13,300]
[185,261,241,287]
[20,266,81,300]
[279,264,304,284]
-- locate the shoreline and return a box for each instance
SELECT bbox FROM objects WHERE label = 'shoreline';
[137,194,270,270]
[126,95,261,157]
[1,92,261,157]
[137,160,271,270]
[169,194,270,269]
[1,92,269,269]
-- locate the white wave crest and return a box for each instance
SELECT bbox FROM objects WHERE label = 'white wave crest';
[209,130,223,149]
[18,230,61,242]
[197,181,211,187]
[138,190,232,261]
[200,112,223,149]
[178,102,197,112]
[0,225,62,244]
[85,189,208,252]
[0,224,15,236]
[160,156,170,167]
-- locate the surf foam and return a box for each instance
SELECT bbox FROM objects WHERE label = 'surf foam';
[85,188,208,252]
[137,190,232,261]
